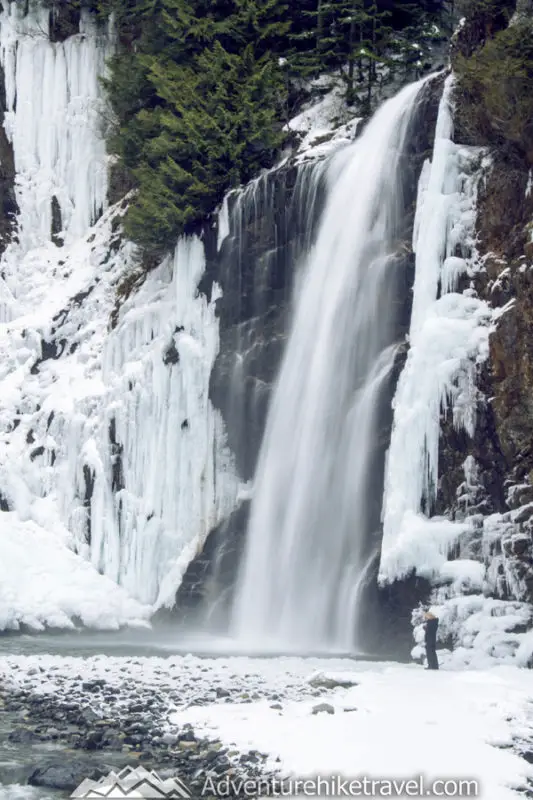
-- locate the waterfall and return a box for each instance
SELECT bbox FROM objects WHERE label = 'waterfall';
[231,78,429,652]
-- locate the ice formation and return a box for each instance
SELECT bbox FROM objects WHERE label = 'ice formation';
[0,3,239,629]
[379,75,492,584]
[231,78,429,651]
[0,2,110,252]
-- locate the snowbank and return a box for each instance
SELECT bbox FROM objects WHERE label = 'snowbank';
[0,512,150,631]
[170,662,533,800]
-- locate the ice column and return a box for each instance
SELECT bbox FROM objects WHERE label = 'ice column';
[379,75,492,584]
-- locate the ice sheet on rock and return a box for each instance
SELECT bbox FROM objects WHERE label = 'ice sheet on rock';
[0,2,111,252]
[88,236,239,606]
[0,201,238,628]
[380,74,491,584]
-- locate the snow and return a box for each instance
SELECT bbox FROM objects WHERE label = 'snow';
[0,512,150,631]
[0,204,239,628]
[90,236,239,608]
[166,660,533,800]
[415,595,533,669]
[0,789,52,800]
[2,652,533,800]
[380,74,491,585]
[286,78,360,162]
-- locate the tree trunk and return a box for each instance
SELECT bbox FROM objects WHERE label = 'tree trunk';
[346,2,357,106]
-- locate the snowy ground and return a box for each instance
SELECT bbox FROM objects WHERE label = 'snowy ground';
[1,653,533,799]
[171,662,533,799]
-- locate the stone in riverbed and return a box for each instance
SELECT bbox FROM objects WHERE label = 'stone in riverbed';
[8,727,37,743]
[81,680,105,692]
[308,673,359,690]
[29,760,105,791]
[79,707,99,725]
[311,702,335,715]
[161,732,179,745]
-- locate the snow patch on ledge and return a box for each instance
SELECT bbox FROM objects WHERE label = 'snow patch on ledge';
[285,78,360,163]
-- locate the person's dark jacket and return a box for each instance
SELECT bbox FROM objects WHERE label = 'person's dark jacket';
[424,617,438,648]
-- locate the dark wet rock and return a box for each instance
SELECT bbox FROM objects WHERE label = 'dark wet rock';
[28,760,105,791]
[8,727,37,744]
[312,702,335,715]
[162,337,180,366]
[0,59,18,258]
[83,729,105,750]
[308,674,359,690]
[179,729,196,743]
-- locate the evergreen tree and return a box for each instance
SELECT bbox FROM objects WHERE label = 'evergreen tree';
[97,0,448,257]
[108,0,285,254]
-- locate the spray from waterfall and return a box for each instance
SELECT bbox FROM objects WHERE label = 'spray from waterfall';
[231,78,430,652]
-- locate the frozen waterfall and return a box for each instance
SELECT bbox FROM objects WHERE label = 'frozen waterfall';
[379,75,491,585]
[231,78,429,652]
[0,4,239,630]
[0,2,110,254]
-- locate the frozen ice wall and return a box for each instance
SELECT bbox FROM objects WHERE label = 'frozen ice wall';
[0,2,239,629]
[0,197,240,627]
[379,75,492,584]
[72,236,240,608]
[0,1,110,253]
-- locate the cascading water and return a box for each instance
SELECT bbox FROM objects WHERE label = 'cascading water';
[231,79,430,652]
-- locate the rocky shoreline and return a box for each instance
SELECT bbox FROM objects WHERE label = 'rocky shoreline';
[0,652,352,797]
[3,687,278,796]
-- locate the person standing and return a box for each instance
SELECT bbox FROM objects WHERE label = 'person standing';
[424,611,439,670]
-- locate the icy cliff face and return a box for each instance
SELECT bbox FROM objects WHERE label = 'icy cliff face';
[379,75,491,584]
[0,2,239,630]
[379,74,533,667]
[0,2,109,254]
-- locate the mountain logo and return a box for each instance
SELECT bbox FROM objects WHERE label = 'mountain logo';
[71,765,192,798]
